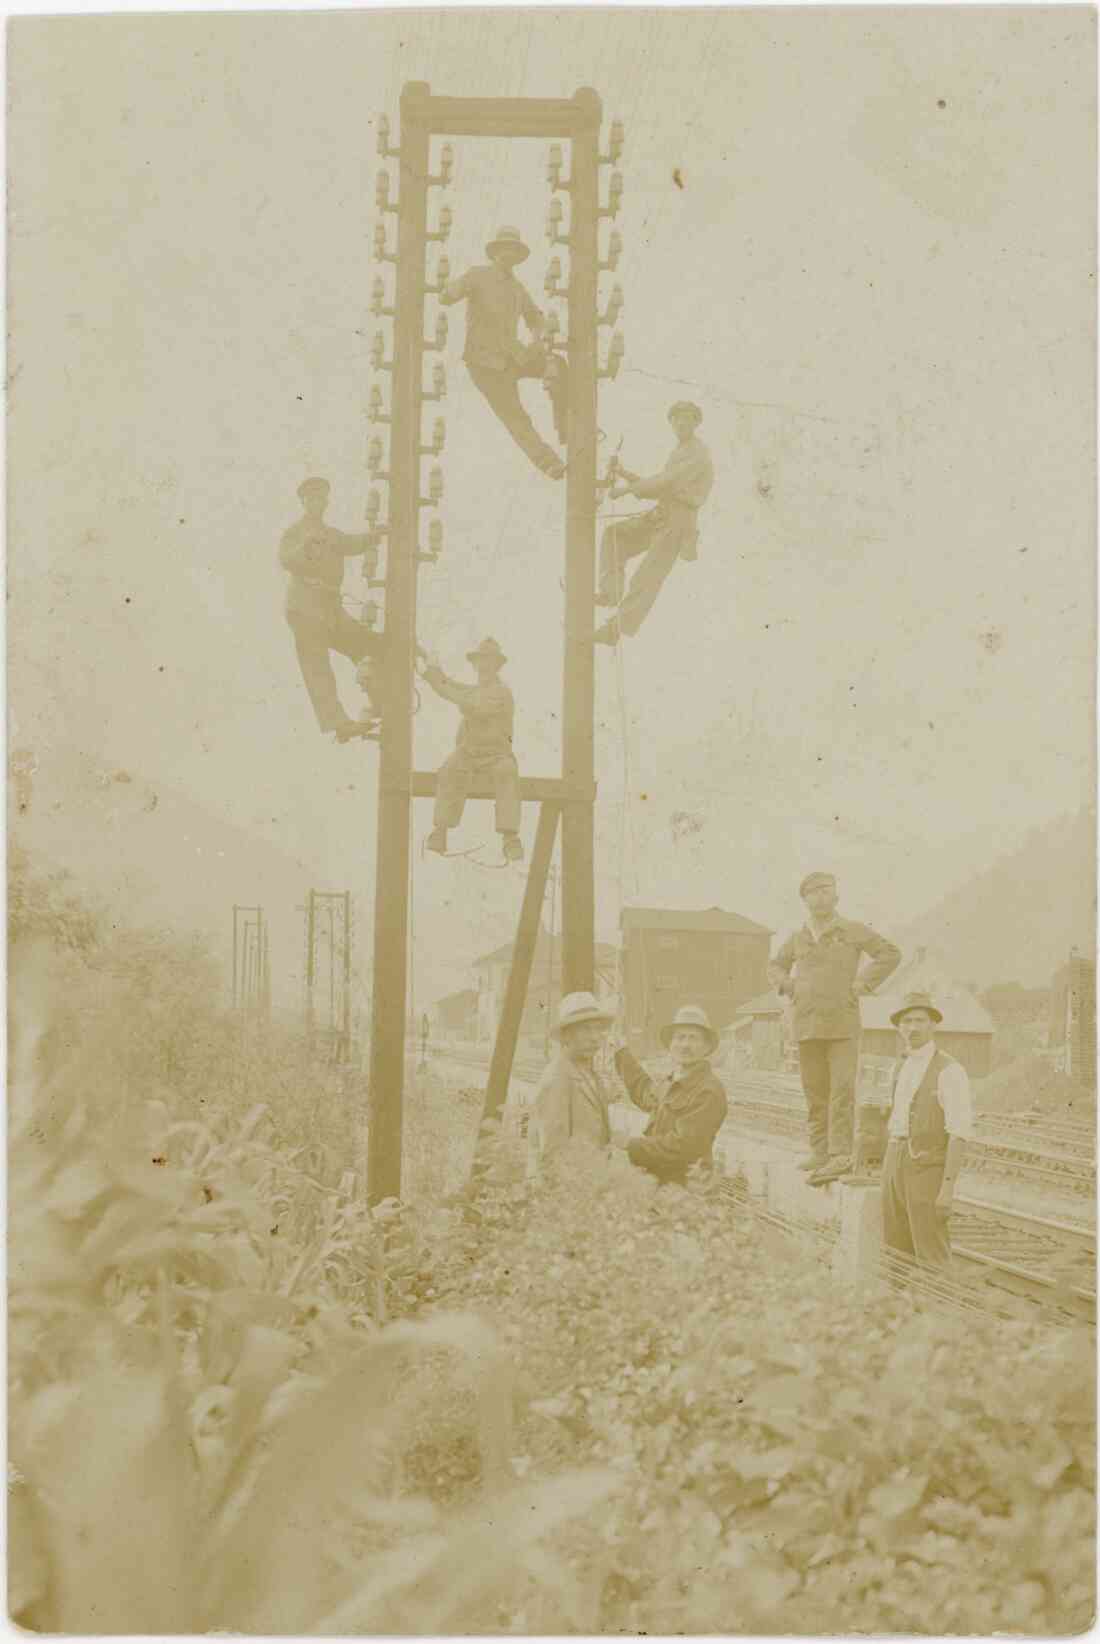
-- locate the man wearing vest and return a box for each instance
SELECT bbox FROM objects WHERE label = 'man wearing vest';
[613,1005,728,1184]
[769,872,901,1187]
[881,992,973,1269]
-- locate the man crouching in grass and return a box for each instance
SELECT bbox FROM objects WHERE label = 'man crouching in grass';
[613,1006,728,1184]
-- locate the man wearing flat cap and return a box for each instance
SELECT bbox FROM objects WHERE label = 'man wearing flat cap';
[279,477,387,741]
[881,992,972,1269]
[768,873,901,1187]
[440,226,567,479]
[594,401,715,645]
[613,1005,728,1184]
[420,637,524,863]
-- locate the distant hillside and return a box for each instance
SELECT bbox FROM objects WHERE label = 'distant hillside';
[9,741,326,1008]
[895,809,1095,988]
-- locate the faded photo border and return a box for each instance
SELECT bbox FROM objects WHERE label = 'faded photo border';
[5,1,1097,1640]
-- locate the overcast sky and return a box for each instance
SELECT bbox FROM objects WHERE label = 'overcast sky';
[9,6,1095,1005]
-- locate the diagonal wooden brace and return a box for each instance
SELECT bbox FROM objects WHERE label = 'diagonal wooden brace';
[479,800,562,1137]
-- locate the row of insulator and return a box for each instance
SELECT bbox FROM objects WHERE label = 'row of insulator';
[364,114,454,569]
[541,117,625,383]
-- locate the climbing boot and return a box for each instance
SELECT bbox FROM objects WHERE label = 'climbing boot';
[502,833,524,863]
[425,827,448,855]
[807,1155,852,1188]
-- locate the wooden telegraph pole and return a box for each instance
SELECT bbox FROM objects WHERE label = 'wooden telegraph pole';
[365,84,624,1204]
[561,89,600,999]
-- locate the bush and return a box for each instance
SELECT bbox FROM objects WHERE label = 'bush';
[8,864,615,1634]
[424,1141,1096,1635]
[10,854,1095,1634]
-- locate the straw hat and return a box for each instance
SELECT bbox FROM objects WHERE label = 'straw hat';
[554,991,614,1038]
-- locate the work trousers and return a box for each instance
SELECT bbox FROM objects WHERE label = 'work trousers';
[881,1139,951,1269]
[597,503,698,637]
[797,1036,857,1158]
[434,749,521,835]
[286,604,380,732]
[467,348,563,476]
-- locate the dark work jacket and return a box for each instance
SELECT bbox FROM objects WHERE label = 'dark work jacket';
[614,1049,728,1184]
[768,916,900,1042]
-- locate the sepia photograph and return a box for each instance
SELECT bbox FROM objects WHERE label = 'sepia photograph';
[6,3,1097,1634]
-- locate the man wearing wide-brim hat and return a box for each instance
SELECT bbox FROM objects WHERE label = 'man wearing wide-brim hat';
[612,1005,728,1184]
[768,872,901,1187]
[526,992,615,1175]
[593,401,715,646]
[440,226,567,479]
[881,991,973,1270]
[420,637,523,862]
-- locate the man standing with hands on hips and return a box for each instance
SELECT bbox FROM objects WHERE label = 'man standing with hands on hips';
[769,872,901,1187]
[881,992,972,1270]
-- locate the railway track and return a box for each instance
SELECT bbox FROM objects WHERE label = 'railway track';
[950,1197,1095,1321]
[724,1077,1096,1198]
[428,1046,1096,1320]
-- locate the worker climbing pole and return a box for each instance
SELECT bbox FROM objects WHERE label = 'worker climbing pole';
[361,82,626,1204]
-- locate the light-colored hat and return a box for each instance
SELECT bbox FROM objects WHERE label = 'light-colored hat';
[486,226,530,264]
[668,400,703,426]
[467,636,507,667]
[660,1004,719,1053]
[799,871,836,897]
[554,991,614,1038]
[890,990,944,1027]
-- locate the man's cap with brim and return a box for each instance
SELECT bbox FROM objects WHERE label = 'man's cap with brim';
[799,872,836,897]
[659,1004,719,1054]
[466,637,507,667]
[555,991,614,1038]
[667,400,703,426]
[485,226,530,263]
[889,990,944,1027]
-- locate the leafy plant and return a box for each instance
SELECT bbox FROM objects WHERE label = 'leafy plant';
[7,859,616,1633]
[425,1141,1097,1635]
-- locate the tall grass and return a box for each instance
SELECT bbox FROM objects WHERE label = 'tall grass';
[8,856,615,1632]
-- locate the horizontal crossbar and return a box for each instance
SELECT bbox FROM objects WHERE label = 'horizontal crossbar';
[403,771,595,803]
[402,86,601,140]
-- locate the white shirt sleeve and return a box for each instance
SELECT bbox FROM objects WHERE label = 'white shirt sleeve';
[938,1061,973,1139]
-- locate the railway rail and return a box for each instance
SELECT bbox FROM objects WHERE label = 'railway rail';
[724,1074,1096,1198]
[428,1043,1096,1322]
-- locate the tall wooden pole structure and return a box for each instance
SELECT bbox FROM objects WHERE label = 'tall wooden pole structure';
[561,89,600,998]
[365,85,622,1203]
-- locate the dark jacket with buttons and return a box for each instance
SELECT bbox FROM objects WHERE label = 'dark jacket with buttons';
[614,1048,728,1184]
[768,915,901,1042]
